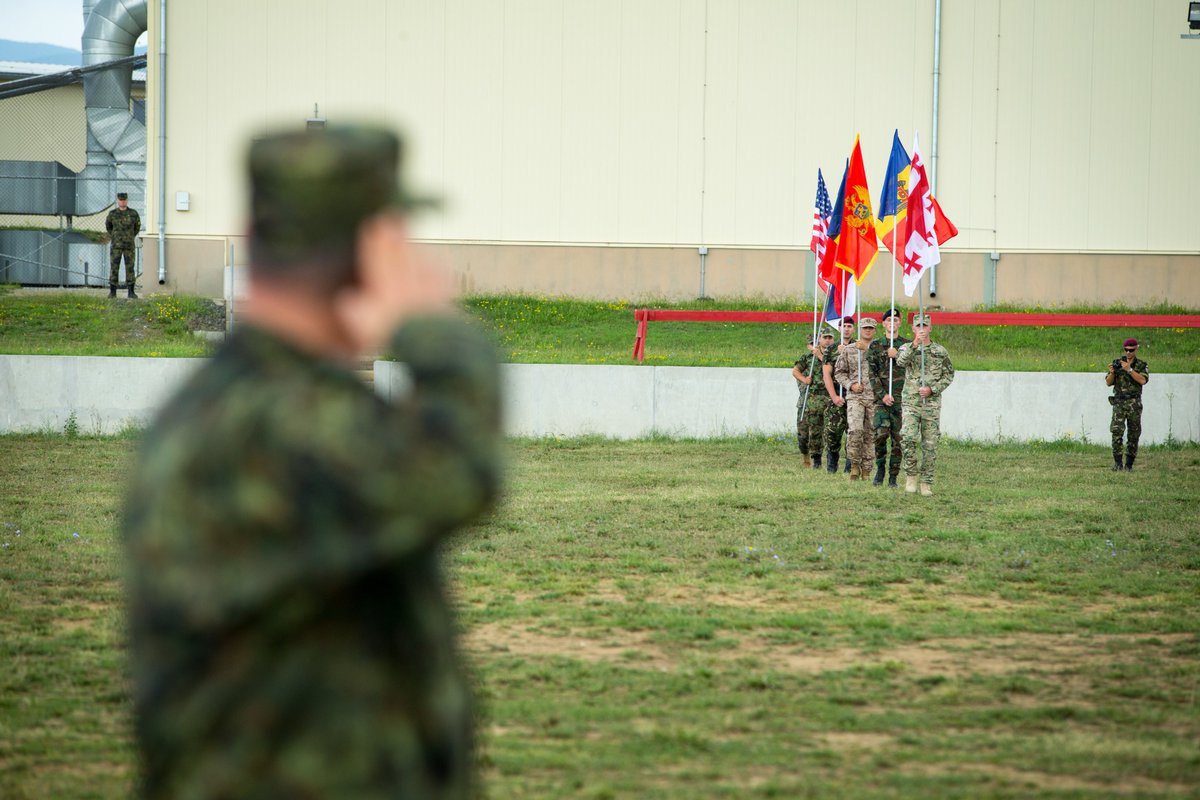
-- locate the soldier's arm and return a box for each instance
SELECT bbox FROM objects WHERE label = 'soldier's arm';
[792,363,808,384]
[1128,361,1148,385]
[895,343,913,370]
[928,349,955,396]
[291,316,503,572]
[134,210,142,234]
[833,353,850,391]
[105,212,113,234]
[822,361,838,400]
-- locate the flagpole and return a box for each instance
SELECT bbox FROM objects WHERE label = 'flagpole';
[799,253,822,421]
[888,235,896,398]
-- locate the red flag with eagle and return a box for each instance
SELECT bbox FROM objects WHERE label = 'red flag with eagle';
[833,135,878,284]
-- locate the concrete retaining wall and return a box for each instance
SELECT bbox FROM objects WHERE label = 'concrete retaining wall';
[2,355,1196,444]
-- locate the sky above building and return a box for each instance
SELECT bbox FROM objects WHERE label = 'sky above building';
[2,0,90,50]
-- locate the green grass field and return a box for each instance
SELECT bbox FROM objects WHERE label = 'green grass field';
[2,434,1197,798]
[2,289,1198,372]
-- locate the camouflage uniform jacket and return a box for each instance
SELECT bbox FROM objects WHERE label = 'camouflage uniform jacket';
[1110,357,1149,400]
[105,206,141,247]
[871,335,911,398]
[822,339,852,398]
[895,341,955,404]
[793,351,825,407]
[833,342,886,401]
[123,316,503,799]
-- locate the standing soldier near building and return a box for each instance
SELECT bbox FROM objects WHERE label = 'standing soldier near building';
[834,317,885,481]
[1106,337,1149,471]
[105,191,141,298]
[792,330,834,469]
[123,125,503,798]
[870,309,911,487]
[821,316,857,474]
[895,314,955,496]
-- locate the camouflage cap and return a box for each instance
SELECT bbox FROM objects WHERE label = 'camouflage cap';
[819,329,835,338]
[116,192,128,200]
[859,316,878,328]
[912,313,932,327]
[248,124,438,266]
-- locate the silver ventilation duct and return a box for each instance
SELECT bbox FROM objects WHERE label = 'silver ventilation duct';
[77,0,148,215]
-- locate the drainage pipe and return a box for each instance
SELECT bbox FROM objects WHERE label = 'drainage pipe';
[928,0,943,298]
[157,0,167,283]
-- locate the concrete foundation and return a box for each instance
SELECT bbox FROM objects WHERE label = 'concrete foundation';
[2,355,1195,444]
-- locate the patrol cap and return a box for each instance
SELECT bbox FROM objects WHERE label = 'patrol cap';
[912,314,932,327]
[248,124,439,266]
[819,329,835,338]
[116,192,128,200]
[859,317,878,329]
[1123,338,1138,348]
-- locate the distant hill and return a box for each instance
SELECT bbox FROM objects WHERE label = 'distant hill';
[0,39,149,67]
[0,39,82,65]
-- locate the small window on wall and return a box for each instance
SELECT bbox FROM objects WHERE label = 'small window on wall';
[133,99,146,125]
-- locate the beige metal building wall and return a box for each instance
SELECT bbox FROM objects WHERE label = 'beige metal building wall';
[145,0,1200,303]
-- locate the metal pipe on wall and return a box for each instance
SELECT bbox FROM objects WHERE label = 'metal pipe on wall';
[157,0,167,283]
[929,0,942,298]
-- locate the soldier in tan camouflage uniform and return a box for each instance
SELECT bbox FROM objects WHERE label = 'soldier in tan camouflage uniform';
[105,191,141,298]
[834,317,886,481]
[1106,337,1149,471]
[123,125,502,799]
[895,314,955,496]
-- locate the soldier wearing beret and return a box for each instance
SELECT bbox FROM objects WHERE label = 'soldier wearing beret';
[1106,337,1149,470]
[124,125,503,798]
[105,191,141,298]
[870,308,911,487]
[895,314,955,496]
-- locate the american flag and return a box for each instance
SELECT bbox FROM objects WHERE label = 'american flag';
[810,169,832,282]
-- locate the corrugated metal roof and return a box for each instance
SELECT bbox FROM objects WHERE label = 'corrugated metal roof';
[0,60,146,83]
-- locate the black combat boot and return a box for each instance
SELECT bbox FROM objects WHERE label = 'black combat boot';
[826,451,838,474]
[872,463,885,486]
[888,456,900,488]
[888,474,898,488]
[812,453,822,470]
[127,284,138,299]
[108,285,117,298]
[1112,453,1123,471]
[1125,454,1135,471]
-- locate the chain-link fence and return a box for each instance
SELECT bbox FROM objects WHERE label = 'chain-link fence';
[0,61,146,285]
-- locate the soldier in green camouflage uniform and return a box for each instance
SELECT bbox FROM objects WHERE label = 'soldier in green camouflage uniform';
[1106,337,1149,470]
[870,309,911,487]
[895,314,955,496]
[821,316,857,474]
[792,332,831,468]
[793,330,834,469]
[123,126,502,799]
[105,191,141,298]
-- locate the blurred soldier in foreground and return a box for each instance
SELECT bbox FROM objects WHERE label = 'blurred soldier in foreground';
[895,314,954,496]
[821,316,857,474]
[105,191,141,298]
[870,309,910,487]
[791,334,822,466]
[834,317,885,481]
[1106,337,1149,471]
[123,125,503,798]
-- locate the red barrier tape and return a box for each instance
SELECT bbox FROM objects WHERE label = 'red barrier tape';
[631,309,1200,363]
